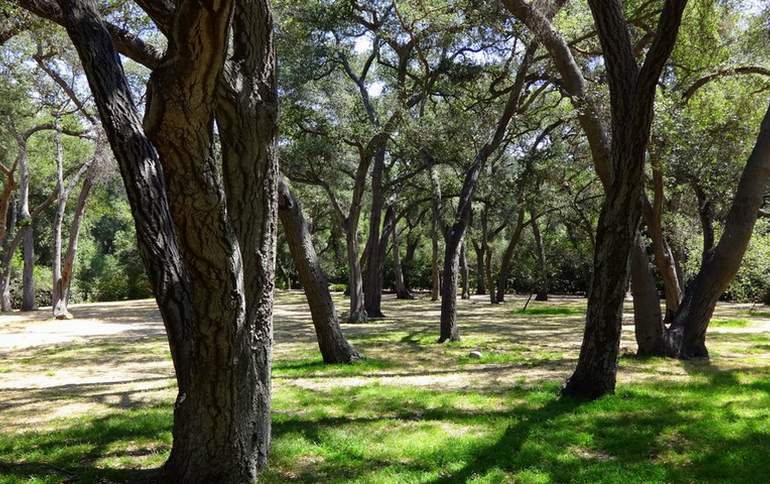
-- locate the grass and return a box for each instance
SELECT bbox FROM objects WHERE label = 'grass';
[3,293,770,483]
[710,318,751,328]
[516,306,584,316]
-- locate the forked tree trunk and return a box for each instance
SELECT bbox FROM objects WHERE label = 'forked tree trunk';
[278,177,360,363]
[460,242,470,299]
[663,102,770,358]
[59,0,278,481]
[53,176,94,319]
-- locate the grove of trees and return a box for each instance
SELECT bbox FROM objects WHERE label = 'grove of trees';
[2,0,769,480]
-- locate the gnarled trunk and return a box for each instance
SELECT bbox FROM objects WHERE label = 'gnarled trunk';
[278,177,360,363]
[392,220,414,300]
[473,241,486,295]
[345,225,367,323]
[363,148,386,317]
[496,209,526,303]
[631,233,665,355]
[531,209,549,301]
[438,226,463,342]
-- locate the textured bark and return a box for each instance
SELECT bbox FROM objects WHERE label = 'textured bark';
[363,148,386,317]
[438,226,463,342]
[459,242,470,300]
[484,241,497,304]
[55,0,278,481]
[531,209,549,301]
[278,177,360,363]
[563,0,686,399]
[664,102,770,359]
[496,209,526,303]
[631,233,665,356]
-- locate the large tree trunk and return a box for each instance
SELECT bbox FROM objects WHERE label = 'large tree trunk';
[278,177,360,363]
[392,220,414,300]
[460,241,470,299]
[664,102,770,359]
[496,209,526,303]
[562,0,685,400]
[531,209,549,301]
[363,148,386,317]
[631,233,665,356]
[59,0,279,481]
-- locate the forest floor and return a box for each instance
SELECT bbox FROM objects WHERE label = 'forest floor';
[2,292,770,483]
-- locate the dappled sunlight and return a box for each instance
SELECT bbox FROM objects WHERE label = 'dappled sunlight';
[3,291,770,480]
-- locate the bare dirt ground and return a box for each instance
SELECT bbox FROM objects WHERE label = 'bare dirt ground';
[2,291,770,432]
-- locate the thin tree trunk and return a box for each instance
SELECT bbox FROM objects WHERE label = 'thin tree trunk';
[402,232,419,293]
[278,177,360,363]
[392,220,414,300]
[54,176,93,319]
[18,140,34,311]
[51,117,66,318]
[431,227,440,301]
[496,209,526,303]
[474,241,486,295]
[485,241,497,304]
[531,209,549,301]
[460,241,470,299]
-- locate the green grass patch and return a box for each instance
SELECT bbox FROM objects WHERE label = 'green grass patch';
[711,318,751,328]
[272,357,395,378]
[516,306,584,316]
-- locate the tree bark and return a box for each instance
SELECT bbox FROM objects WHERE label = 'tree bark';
[278,177,360,363]
[459,241,470,299]
[363,148,386,317]
[562,0,686,399]
[56,0,279,481]
[18,134,35,311]
[631,232,665,356]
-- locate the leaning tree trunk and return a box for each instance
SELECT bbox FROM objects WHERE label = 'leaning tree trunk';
[54,176,93,319]
[664,101,770,359]
[460,241,470,299]
[531,209,549,301]
[496,209,526,303]
[278,177,360,363]
[392,220,414,300]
